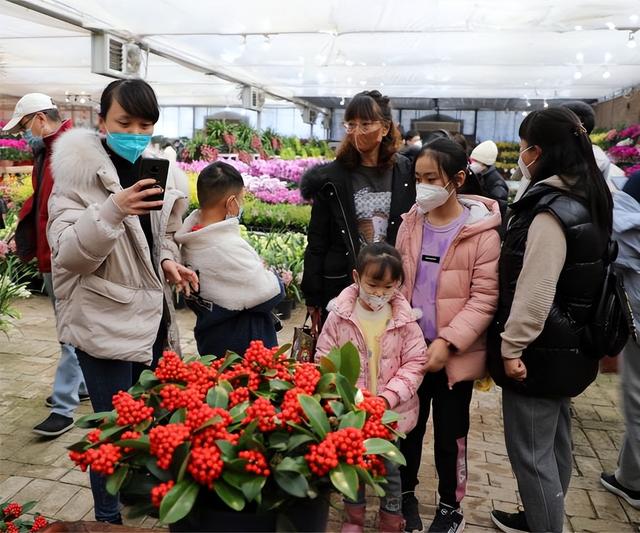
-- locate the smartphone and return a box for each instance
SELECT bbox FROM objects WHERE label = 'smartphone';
[138,157,169,210]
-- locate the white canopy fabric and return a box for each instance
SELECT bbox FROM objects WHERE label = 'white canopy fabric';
[1,0,640,107]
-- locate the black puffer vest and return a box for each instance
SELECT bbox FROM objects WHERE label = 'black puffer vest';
[488,183,609,397]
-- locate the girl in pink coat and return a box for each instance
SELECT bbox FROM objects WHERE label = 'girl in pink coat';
[316,242,428,533]
[395,138,501,533]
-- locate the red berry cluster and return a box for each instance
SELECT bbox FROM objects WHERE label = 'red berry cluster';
[120,430,142,454]
[159,384,203,411]
[305,428,366,476]
[155,351,189,382]
[87,429,102,443]
[293,363,321,394]
[279,387,306,427]
[363,417,392,439]
[30,515,48,532]
[185,361,216,396]
[361,454,387,477]
[359,396,392,439]
[69,450,91,472]
[188,445,224,488]
[149,424,191,469]
[112,391,154,427]
[358,396,387,419]
[239,450,270,476]
[150,480,175,508]
[187,405,236,448]
[3,503,22,519]
[242,341,292,383]
[84,443,122,475]
[5,522,18,533]
[243,397,277,432]
[229,386,250,407]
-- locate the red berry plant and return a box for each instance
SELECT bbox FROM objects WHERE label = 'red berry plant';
[68,341,404,525]
[0,500,48,532]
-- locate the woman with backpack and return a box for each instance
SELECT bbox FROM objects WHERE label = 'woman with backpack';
[488,107,613,533]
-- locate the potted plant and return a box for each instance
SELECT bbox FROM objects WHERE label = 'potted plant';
[0,500,48,532]
[68,342,405,532]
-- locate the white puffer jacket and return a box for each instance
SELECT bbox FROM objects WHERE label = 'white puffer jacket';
[47,128,189,363]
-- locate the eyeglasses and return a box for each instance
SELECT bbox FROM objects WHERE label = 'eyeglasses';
[342,121,381,134]
[17,114,36,133]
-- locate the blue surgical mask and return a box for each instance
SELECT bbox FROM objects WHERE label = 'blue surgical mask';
[24,130,45,152]
[106,130,151,164]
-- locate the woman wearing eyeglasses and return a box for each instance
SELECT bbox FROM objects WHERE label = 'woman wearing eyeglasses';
[300,91,415,335]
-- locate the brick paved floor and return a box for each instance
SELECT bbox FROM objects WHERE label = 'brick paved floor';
[0,295,638,532]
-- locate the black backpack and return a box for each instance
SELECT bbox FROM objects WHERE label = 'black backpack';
[583,240,636,359]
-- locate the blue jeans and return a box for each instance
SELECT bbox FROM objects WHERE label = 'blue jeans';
[75,322,166,523]
[42,273,87,417]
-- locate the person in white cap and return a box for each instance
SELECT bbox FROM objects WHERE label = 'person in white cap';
[3,93,89,437]
[469,140,509,219]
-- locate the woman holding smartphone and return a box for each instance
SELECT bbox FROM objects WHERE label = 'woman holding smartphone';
[47,78,197,524]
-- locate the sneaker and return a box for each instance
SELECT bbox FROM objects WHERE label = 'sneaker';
[428,504,465,533]
[402,493,424,533]
[601,472,640,509]
[490,510,530,533]
[45,394,91,408]
[32,413,74,437]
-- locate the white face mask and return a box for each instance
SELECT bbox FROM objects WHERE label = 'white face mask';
[517,146,537,181]
[412,139,423,148]
[469,161,485,174]
[358,285,393,312]
[415,182,454,213]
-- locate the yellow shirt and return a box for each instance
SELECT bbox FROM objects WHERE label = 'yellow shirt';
[354,300,392,395]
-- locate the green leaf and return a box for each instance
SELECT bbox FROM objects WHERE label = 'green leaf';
[363,439,406,466]
[274,470,309,498]
[285,422,316,439]
[206,386,229,409]
[276,456,305,473]
[196,414,223,432]
[241,476,266,502]
[169,408,187,424]
[215,439,235,459]
[138,369,160,388]
[319,348,340,374]
[199,355,218,365]
[126,502,156,520]
[356,467,386,497]
[67,440,92,453]
[213,479,246,511]
[269,432,290,451]
[330,463,360,501]
[134,418,153,433]
[298,394,330,438]
[75,411,112,428]
[264,368,278,378]
[335,374,355,410]
[381,410,401,425]
[238,419,259,448]
[269,379,294,391]
[171,442,191,481]
[159,479,200,525]
[100,425,127,441]
[339,342,361,386]
[145,457,172,482]
[106,465,129,495]
[316,373,337,393]
[220,351,242,372]
[116,435,150,452]
[328,400,345,417]
[339,410,366,430]
[287,433,315,451]
[229,400,249,423]
[20,501,36,515]
[272,343,292,358]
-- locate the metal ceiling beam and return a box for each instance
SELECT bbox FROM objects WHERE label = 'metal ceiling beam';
[5,0,330,116]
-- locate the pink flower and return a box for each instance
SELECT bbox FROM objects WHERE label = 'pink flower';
[0,240,9,260]
[607,145,639,163]
[606,129,619,142]
[619,125,640,141]
[624,163,640,176]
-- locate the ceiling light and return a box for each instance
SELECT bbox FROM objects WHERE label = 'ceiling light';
[347,77,353,84]
[340,97,345,105]
[574,70,583,80]
[574,25,583,31]
[631,14,639,24]
[380,82,385,87]
[543,99,549,108]
[359,80,367,86]
[525,99,532,107]
[628,32,637,48]
[606,21,616,30]
[604,52,613,62]
[345,59,355,67]
[603,70,611,79]
[522,111,529,117]
[576,52,584,62]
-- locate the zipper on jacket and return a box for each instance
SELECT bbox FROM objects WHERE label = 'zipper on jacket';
[325,182,357,259]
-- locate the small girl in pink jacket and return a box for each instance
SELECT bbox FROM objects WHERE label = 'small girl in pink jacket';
[316,242,428,533]
[395,138,501,533]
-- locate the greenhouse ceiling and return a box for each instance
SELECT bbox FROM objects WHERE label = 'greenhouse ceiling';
[1,0,639,110]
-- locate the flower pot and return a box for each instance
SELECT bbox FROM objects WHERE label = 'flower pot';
[168,489,330,533]
[0,160,13,168]
[276,298,294,320]
[600,355,619,373]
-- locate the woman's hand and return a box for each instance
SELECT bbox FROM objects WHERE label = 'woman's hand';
[113,179,164,215]
[161,260,199,297]
[424,338,452,373]
[503,357,527,381]
[307,306,322,338]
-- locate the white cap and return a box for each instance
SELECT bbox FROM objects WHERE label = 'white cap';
[3,93,57,132]
[470,140,499,166]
